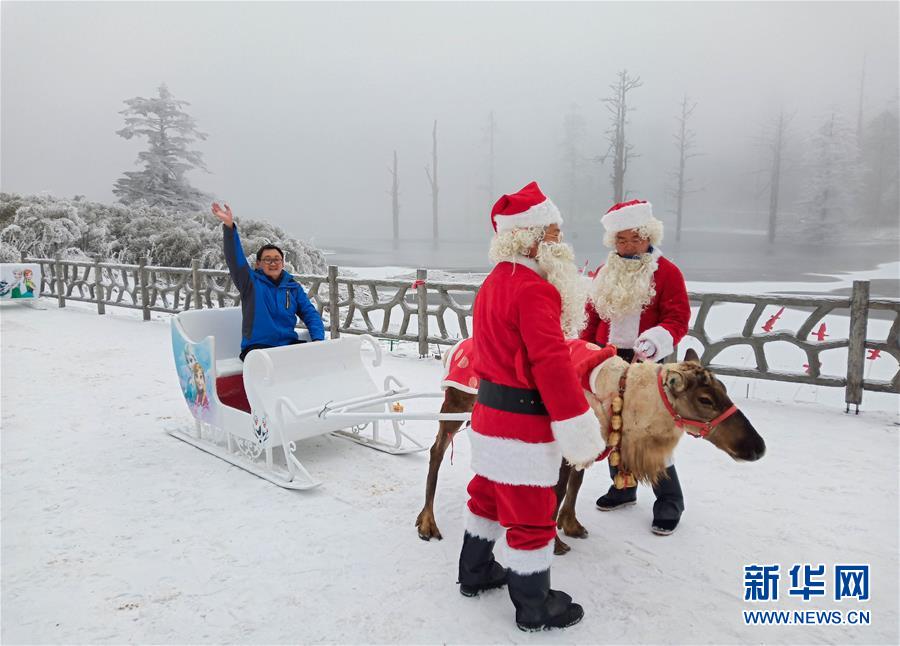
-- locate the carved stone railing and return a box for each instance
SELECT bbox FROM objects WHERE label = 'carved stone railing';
[22,255,899,409]
[682,283,898,411]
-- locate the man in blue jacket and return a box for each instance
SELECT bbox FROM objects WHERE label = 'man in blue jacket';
[212,202,325,360]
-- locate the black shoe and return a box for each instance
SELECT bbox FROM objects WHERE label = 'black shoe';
[595,485,637,511]
[458,533,508,597]
[508,569,584,631]
[651,517,679,536]
[459,560,508,597]
[651,465,684,535]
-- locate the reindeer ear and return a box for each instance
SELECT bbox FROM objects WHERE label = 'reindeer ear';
[666,369,688,393]
[683,348,701,364]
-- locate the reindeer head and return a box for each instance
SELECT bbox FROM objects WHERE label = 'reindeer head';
[663,349,766,462]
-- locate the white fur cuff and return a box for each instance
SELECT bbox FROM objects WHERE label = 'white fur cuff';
[551,409,604,466]
[503,540,554,575]
[464,507,505,542]
[637,325,675,360]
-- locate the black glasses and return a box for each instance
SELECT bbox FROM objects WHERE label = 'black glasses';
[259,258,283,266]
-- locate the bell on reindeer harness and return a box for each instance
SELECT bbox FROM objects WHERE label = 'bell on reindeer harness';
[611,396,623,413]
[609,451,620,467]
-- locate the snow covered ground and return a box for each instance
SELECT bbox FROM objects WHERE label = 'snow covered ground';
[2,300,898,644]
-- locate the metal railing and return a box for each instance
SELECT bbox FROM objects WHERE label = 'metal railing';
[22,254,899,410]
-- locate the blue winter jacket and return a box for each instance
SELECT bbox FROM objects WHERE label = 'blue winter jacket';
[223,224,325,350]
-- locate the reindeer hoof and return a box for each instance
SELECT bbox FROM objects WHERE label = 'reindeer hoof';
[415,511,443,541]
[563,525,589,539]
[554,535,571,555]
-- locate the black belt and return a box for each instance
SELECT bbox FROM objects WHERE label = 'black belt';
[477,378,547,416]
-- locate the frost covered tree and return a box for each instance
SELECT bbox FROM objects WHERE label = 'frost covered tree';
[598,70,642,203]
[797,112,863,243]
[0,193,328,274]
[0,198,90,259]
[113,84,211,212]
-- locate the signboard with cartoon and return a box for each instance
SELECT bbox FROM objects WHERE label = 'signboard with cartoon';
[0,263,41,300]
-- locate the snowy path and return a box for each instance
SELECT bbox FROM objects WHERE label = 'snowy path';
[2,303,898,644]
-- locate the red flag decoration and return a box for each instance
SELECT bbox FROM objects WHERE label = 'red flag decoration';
[867,348,882,360]
[802,363,811,374]
[812,323,828,341]
[411,279,425,289]
[761,306,785,332]
[579,260,590,275]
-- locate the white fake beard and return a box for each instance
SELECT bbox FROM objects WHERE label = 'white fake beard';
[536,241,589,338]
[589,250,659,321]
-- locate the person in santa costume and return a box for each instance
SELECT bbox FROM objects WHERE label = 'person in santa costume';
[580,199,691,536]
[458,181,607,632]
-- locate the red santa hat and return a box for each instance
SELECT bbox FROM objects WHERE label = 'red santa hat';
[491,181,563,232]
[601,199,657,233]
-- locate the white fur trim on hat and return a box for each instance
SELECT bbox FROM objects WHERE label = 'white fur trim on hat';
[464,507,505,542]
[550,408,604,467]
[636,325,675,361]
[468,429,562,487]
[495,198,563,232]
[602,201,655,233]
[503,540,554,575]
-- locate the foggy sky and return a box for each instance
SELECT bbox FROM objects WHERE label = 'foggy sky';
[2,1,897,244]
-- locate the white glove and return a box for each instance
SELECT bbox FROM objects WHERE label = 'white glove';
[634,338,658,360]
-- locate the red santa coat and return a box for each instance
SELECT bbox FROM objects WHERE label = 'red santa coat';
[581,250,691,358]
[468,259,604,489]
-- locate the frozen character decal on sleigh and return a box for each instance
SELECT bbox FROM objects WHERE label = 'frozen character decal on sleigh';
[172,327,215,421]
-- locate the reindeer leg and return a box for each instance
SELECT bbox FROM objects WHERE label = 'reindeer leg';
[557,468,588,539]
[553,461,573,555]
[416,389,475,541]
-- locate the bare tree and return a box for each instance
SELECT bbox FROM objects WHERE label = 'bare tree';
[856,54,867,145]
[597,70,643,202]
[425,120,439,247]
[388,150,400,249]
[561,103,588,222]
[484,110,497,200]
[755,109,794,244]
[668,95,702,242]
[861,108,900,226]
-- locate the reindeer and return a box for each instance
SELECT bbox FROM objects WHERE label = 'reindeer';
[415,341,766,554]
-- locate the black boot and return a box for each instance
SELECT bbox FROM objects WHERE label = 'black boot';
[595,462,637,511]
[508,569,584,631]
[458,533,508,597]
[651,464,685,535]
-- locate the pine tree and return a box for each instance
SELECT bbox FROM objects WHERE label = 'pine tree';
[113,84,211,212]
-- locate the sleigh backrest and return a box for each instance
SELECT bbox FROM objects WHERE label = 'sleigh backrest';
[176,307,244,364]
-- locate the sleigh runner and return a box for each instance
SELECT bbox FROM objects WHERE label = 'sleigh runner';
[170,307,470,489]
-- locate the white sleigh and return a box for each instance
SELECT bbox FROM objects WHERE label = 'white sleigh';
[169,307,469,489]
